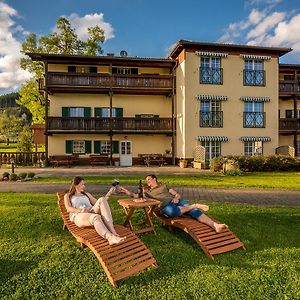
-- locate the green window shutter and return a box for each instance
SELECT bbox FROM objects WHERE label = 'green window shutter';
[94,141,101,154]
[66,140,72,153]
[85,141,91,154]
[84,107,91,117]
[135,114,141,118]
[95,107,102,117]
[112,141,119,154]
[62,107,70,117]
[154,114,159,118]
[116,108,123,117]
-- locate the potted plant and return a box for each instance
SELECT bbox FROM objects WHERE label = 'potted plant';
[179,158,188,168]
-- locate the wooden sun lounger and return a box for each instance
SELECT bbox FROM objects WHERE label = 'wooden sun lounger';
[153,210,245,260]
[57,192,158,287]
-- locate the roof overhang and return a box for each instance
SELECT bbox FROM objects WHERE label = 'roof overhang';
[27,53,176,68]
[169,40,292,59]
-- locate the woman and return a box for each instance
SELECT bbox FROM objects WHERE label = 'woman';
[64,176,126,245]
[121,174,227,233]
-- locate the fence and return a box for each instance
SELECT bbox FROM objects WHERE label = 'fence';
[0,152,46,166]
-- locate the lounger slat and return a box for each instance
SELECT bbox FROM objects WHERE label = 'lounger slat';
[57,192,158,287]
[154,209,245,259]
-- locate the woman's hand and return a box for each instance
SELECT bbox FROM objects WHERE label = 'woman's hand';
[119,186,129,194]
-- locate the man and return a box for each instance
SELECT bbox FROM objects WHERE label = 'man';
[121,174,227,233]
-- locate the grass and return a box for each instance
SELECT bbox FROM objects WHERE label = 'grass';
[0,142,45,153]
[0,192,299,299]
[30,172,300,190]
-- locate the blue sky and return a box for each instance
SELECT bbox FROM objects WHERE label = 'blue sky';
[1,0,300,95]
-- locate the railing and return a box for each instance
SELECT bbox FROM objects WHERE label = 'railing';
[279,118,300,131]
[200,111,223,127]
[200,68,223,84]
[243,70,265,86]
[0,152,46,166]
[279,80,300,94]
[46,72,173,89]
[47,117,173,132]
[243,112,265,128]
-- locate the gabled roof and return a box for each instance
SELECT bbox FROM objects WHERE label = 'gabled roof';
[169,40,292,59]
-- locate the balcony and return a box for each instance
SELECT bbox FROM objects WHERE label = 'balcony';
[47,117,173,134]
[279,80,300,97]
[200,68,223,85]
[243,70,265,86]
[243,112,265,128]
[200,111,223,127]
[44,72,173,95]
[279,118,300,133]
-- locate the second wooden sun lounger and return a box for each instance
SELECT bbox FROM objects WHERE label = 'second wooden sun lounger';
[57,192,158,287]
[154,210,245,260]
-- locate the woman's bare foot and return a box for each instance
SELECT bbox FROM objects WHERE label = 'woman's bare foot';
[213,223,228,233]
[192,204,209,211]
[108,235,126,245]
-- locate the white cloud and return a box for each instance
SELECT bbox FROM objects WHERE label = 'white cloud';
[65,13,114,41]
[218,4,300,62]
[0,1,31,92]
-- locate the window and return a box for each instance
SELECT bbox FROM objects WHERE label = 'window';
[112,67,138,75]
[69,107,84,117]
[200,57,222,84]
[285,110,293,118]
[66,140,91,154]
[94,141,119,154]
[244,141,263,156]
[94,107,123,118]
[243,102,265,128]
[72,140,85,154]
[68,66,97,73]
[284,75,294,80]
[200,100,222,127]
[200,141,221,166]
[62,107,91,117]
[297,141,300,157]
[244,60,265,86]
[135,114,159,118]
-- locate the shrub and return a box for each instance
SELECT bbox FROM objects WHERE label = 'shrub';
[210,156,224,172]
[2,172,9,178]
[27,172,35,179]
[225,168,243,176]
[9,173,19,181]
[18,172,27,179]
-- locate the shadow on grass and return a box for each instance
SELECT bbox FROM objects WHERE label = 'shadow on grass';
[0,259,37,283]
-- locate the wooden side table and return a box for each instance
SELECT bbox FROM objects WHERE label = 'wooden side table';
[118,198,160,235]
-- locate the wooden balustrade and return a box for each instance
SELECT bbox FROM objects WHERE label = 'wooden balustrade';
[0,152,46,166]
[279,80,300,94]
[47,72,173,90]
[279,118,300,131]
[47,117,173,132]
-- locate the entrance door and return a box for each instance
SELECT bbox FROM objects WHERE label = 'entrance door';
[119,141,132,166]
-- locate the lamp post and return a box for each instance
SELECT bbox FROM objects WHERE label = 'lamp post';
[10,156,15,174]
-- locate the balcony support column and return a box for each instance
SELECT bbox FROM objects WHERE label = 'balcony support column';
[109,90,113,166]
[44,62,49,167]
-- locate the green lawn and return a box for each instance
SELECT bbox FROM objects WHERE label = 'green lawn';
[32,172,300,190]
[0,143,45,153]
[0,193,299,299]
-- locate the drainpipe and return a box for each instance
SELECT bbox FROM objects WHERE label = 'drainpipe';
[171,61,177,165]
[44,61,49,166]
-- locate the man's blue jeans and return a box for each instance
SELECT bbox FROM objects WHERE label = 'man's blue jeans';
[160,199,202,219]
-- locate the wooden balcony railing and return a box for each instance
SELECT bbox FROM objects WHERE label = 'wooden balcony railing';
[47,117,173,132]
[279,118,300,131]
[46,72,173,90]
[279,80,300,94]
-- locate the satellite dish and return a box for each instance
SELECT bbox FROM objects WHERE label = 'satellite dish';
[120,50,128,57]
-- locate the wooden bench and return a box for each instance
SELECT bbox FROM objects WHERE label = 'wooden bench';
[138,154,165,167]
[57,192,158,287]
[154,210,245,260]
[89,154,109,166]
[49,155,77,167]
